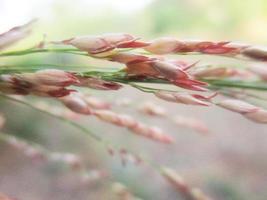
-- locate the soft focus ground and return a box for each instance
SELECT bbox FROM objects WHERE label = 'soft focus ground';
[0,0,267,200]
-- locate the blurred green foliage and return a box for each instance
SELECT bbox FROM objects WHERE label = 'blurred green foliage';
[23,0,267,43]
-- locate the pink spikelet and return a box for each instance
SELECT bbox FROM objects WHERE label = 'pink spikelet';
[109,52,151,64]
[0,72,75,97]
[30,85,75,97]
[110,52,207,91]
[50,152,83,170]
[144,37,181,54]
[81,169,108,185]
[130,123,174,144]
[161,167,212,200]
[218,99,267,123]
[83,95,111,109]
[138,101,166,117]
[151,61,189,81]
[115,97,132,106]
[59,93,92,115]
[5,136,46,162]
[217,99,259,114]
[61,33,149,54]
[94,110,174,143]
[155,91,216,106]
[161,167,189,193]
[241,47,267,61]
[0,74,30,95]
[173,115,210,135]
[74,76,122,90]
[244,109,267,123]
[112,182,142,200]
[0,20,35,50]
[145,38,246,56]
[93,110,136,127]
[151,61,208,91]
[192,67,250,79]
[18,69,79,87]
[110,52,159,76]
[248,63,267,81]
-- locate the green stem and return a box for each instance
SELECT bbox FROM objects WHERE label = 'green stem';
[0,64,121,74]
[128,83,157,93]
[205,79,267,91]
[0,48,87,57]
[0,47,134,58]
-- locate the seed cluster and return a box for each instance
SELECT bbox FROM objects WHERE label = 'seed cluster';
[1,22,267,200]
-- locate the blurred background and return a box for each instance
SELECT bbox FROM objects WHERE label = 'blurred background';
[0,0,267,199]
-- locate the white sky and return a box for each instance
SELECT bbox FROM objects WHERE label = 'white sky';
[0,0,153,32]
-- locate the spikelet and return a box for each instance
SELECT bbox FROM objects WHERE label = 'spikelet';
[161,167,212,200]
[192,67,249,79]
[59,93,92,115]
[217,99,259,114]
[241,47,267,61]
[1,133,88,171]
[155,91,215,106]
[109,52,207,91]
[0,20,35,50]
[173,115,210,135]
[50,152,83,170]
[115,97,132,106]
[218,99,267,123]
[61,33,149,54]
[109,52,151,64]
[81,169,108,185]
[130,123,174,144]
[244,109,267,123]
[4,135,46,162]
[144,37,180,54]
[83,95,111,109]
[150,60,208,91]
[248,63,267,81]
[30,85,74,97]
[0,72,75,97]
[145,38,245,56]
[151,60,189,80]
[75,76,122,90]
[0,74,30,95]
[18,69,79,87]
[112,182,142,200]
[94,110,174,143]
[138,101,166,117]
[94,110,134,126]
[161,167,189,192]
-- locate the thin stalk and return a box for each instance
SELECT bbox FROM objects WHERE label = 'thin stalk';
[205,79,267,91]
[128,83,156,93]
[0,64,121,74]
[0,47,134,58]
[0,48,87,57]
